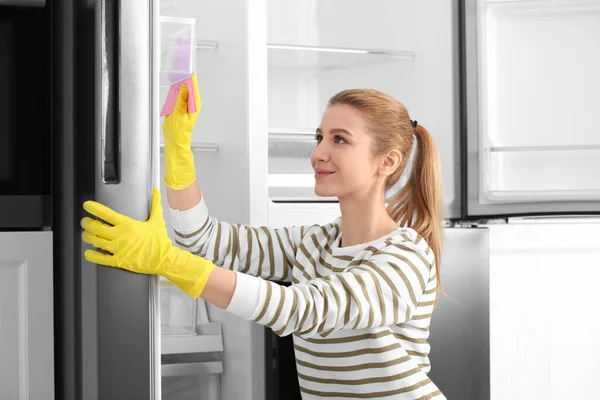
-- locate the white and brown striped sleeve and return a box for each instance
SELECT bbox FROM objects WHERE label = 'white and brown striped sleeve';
[169,196,311,282]
[226,241,433,337]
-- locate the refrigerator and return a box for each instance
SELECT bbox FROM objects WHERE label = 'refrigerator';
[48,0,600,400]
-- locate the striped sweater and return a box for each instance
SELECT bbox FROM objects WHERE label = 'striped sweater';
[170,197,445,400]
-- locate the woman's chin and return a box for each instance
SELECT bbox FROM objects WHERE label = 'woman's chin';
[314,185,336,198]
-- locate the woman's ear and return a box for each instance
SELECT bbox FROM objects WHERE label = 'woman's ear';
[379,150,402,178]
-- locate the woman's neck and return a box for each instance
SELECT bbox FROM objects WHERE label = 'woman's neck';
[338,193,399,247]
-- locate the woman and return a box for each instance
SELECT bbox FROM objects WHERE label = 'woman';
[81,74,446,399]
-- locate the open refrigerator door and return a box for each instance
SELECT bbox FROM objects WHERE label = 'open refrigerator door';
[463,0,600,218]
[155,11,225,400]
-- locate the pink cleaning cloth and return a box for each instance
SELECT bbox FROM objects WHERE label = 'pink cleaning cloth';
[160,74,198,117]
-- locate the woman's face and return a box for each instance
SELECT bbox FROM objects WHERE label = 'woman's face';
[311,104,386,200]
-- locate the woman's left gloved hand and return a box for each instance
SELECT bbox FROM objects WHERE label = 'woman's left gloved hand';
[81,188,215,298]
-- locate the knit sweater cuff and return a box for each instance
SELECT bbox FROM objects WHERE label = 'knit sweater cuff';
[225,271,262,320]
[169,196,209,234]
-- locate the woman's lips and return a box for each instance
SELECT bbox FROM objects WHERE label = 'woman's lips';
[314,169,335,179]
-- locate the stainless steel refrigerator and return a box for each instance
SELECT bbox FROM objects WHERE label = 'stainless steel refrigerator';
[49,0,600,399]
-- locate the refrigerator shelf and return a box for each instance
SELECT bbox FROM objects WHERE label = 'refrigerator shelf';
[268,129,316,159]
[483,0,600,13]
[487,144,600,153]
[162,322,224,354]
[195,39,219,50]
[483,146,600,202]
[159,142,219,152]
[485,189,600,202]
[267,43,414,71]
[269,127,314,135]
[161,361,223,377]
[269,129,315,143]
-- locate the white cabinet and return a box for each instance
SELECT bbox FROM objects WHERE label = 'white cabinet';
[0,231,54,400]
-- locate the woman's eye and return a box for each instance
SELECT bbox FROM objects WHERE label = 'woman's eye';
[314,134,322,144]
[334,135,346,144]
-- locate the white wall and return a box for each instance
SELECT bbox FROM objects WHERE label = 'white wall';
[488,220,600,400]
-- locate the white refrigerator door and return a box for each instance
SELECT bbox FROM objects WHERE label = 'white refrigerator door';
[463,0,600,217]
[156,0,269,400]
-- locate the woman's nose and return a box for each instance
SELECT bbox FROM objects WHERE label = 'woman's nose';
[311,141,329,164]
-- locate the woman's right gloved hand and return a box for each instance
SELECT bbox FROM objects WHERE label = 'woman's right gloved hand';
[161,73,202,190]
[81,188,215,298]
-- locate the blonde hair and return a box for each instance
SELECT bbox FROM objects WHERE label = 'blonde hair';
[328,89,445,302]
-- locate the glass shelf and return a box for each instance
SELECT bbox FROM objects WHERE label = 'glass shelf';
[267,128,319,201]
[483,0,600,10]
[159,142,220,152]
[268,128,315,158]
[483,145,600,202]
[162,322,224,354]
[195,40,219,50]
[488,144,600,153]
[268,128,315,142]
[267,43,415,71]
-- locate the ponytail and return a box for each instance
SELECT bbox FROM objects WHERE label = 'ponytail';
[386,124,445,304]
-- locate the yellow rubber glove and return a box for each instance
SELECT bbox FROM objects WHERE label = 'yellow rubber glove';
[81,188,214,298]
[161,73,202,190]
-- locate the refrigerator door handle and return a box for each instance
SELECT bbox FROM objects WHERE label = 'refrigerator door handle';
[99,0,120,184]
